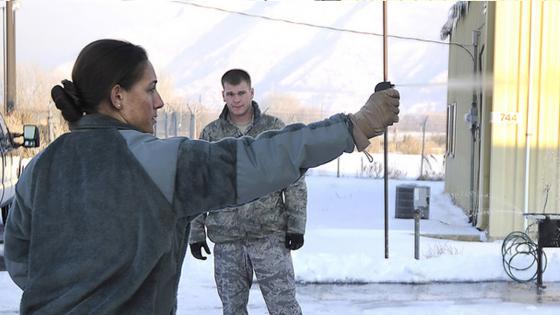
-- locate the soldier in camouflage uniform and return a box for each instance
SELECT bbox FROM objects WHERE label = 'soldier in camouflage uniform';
[189,69,307,315]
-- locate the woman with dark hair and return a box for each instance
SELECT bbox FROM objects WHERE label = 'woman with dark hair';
[4,39,399,314]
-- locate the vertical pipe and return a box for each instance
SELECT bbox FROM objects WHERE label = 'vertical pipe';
[189,112,196,138]
[470,30,479,223]
[536,242,543,287]
[382,1,389,259]
[337,157,340,178]
[523,2,534,231]
[414,209,420,260]
[5,0,16,114]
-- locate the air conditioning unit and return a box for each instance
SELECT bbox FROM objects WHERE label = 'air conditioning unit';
[395,184,430,219]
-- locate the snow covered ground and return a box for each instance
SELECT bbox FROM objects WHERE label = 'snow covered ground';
[2,154,559,314]
[180,161,560,314]
[176,157,560,314]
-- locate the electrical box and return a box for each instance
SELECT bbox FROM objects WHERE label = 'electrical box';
[395,184,430,219]
[538,217,560,248]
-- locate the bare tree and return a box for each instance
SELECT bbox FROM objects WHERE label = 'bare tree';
[8,64,67,151]
[260,92,322,124]
[156,72,186,112]
[16,64,58,113]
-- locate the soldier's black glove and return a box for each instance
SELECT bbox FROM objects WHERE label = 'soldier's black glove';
[190,241,211,260]
[285,233,304,250]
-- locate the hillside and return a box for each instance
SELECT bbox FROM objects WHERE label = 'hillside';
[16,0,453,116]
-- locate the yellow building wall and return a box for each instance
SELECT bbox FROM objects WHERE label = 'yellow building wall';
[488,0,560,238]
[476,2,495,232]
[444,2,488,217]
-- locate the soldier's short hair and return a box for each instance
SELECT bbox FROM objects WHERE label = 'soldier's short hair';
[221,69,251,88]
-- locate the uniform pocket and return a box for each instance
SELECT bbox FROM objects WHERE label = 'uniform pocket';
[250,193,286,231]
[205,208,243,242]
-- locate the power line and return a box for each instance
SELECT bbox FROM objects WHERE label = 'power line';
[170,0,472,49]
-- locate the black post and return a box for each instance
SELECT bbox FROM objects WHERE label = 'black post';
[537,243,543,288]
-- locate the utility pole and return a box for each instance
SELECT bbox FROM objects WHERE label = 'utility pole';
[382,1,389,259]
[4,0,16,115]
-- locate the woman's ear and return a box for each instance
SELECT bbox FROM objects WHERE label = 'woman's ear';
[110,84,124,110]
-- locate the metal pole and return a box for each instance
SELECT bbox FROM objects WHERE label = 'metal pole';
[337,157,340,178]
[469,30,480,223]
[5,0,16,115]
[382,0,389,259]
[537,243,543,287]
[414,209,420,260]
[189,111,196,138]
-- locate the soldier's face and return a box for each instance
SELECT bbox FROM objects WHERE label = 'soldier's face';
[223,80,254,122]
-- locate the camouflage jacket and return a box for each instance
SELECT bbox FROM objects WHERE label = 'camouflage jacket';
[189,102,307,243]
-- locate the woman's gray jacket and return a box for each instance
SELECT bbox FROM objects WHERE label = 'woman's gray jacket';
[3,113,355,314]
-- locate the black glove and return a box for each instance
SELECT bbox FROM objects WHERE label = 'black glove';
[285,233,304,250]
[190,241,211,260]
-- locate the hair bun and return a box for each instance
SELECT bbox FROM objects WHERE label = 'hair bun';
[51,80,84,122]
[61,80,83,108]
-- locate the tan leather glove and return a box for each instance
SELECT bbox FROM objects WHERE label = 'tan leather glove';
[348,88,400,151]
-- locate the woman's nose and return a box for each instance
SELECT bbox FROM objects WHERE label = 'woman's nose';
[155,91,164,109]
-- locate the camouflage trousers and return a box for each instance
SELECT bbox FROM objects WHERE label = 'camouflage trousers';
[213,234,303,315]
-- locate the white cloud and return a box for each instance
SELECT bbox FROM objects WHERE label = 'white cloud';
[430,70,449,84]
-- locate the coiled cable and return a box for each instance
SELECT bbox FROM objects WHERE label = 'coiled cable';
[501,226,547,282]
